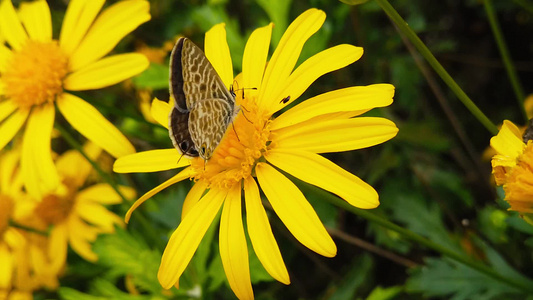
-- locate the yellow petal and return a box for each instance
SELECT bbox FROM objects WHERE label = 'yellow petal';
[266,149,379,209]
[158,188,226,289]
[0,99,17,123]
[271,84,395,130]
[59,0,105,55]
[0,148,19,192]
[244,177,290,284]
[69,0,151,71]
[0,43,13,72]
[48,224,68,273]
[0,244,13,289]
[151,98,171,129]
[67,217,98,262]
[0,108,28,151]
[182,180,208,220]
[64,53,149,91]
[205,23,233,89]
[255,163,336,257]
[76,200,123,232]
[55,144,102,187]
[113,149,189,173]
[18,0,52,42]
[125,167,192,223]
[57,93,135,158]
[490,120,525,158]
[266,45,364,115]
[77,183,136,205]
[220,185,254,300]
[21,103,59,198]
[0,0,28,50]
[273,117,398,153]
[242,24,272,95]
[257,9,326,109]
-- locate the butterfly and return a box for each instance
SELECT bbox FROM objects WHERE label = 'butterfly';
[168,37,238,160]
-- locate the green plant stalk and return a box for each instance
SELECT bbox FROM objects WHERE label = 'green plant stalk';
[374,0,499,135]
[9,220,49,236]
[513,0,533,15]
[484,0,527,120]
[316,187,533,294]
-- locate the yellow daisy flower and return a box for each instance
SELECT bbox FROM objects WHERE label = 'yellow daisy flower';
[0,150,58,298]
[115,8,398,299]
[0,0,151,198]
[29,144,136,273]
[490,120,533,213]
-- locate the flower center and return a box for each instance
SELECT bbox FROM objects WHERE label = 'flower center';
[504,141,533,213]
[35,179,77,225]
[190,94,271,189]
[3,40,69,109]
[0,194,14,237]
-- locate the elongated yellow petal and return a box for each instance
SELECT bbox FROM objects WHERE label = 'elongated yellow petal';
[255,163,336,257]
[220,185,254,300]
[271,84,395,130]
[113,149,189,173]
[0,45,12,72]
[64,53,149,91]
[57,93,135,158]
[21,104,59,198]
[48,224,68,273]
[0,108,28,151]
[267,45,363,115]
[0,100,17,123]
[257,8,325,109]
[0,0,28,50]
[68,218,98,262]
[151,98,171,129]
[0,149,19,192]
[205,24,233,89]
[69,0,150,71]
[267,149,379,209]
[182,180,208,220]
[273,117,398,153]
[76,200,123,232]
[242,23,272,94]
[77,183,135,205]
[158,188,226,289]
[59,0,105,55]
[490,120,525,158]
[18,0,51,42]
[244,177,290,284]
[0,244,13,288]
[125,167,192,223]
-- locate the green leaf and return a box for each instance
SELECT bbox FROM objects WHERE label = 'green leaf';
[131,63,169,90]
[366,286,403,300]
[328,254,374,300]
[339,0,369,5]
[256,0,292,48]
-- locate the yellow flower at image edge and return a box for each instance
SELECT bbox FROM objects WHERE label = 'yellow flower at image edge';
[0,0,151,197]
[491,120,533,213]
[115,8,398,300]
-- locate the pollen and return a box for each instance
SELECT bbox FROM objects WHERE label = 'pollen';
[191,94,271,189]
[0,194,14,237]
[504,141,533,213]
[35,180,76,225]
[3,40,69,109]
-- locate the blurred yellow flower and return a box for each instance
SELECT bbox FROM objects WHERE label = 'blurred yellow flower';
[0,150,58,298]
[490,120,533,213]
[31,144,136,272]
[115,8,397,299]
[0,0,150,198]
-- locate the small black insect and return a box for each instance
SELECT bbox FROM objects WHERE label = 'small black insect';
[280,96,290,104]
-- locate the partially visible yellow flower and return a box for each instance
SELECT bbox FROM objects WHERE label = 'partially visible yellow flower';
[0,0,151,198]
[115,9,397,299]
[0,150,58,298]
[490,120,533,213]
[30,144,136,272]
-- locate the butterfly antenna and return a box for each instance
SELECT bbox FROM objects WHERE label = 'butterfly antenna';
[176,152,185,165]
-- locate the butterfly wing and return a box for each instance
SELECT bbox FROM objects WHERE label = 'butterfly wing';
[168,107,199,158]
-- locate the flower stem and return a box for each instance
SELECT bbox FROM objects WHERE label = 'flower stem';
[484,0,527,120]
[373,0,499,135]
[9,220,48,236]
[317,186,533,294]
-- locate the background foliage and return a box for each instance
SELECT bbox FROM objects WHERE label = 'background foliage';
[31,0,533,299]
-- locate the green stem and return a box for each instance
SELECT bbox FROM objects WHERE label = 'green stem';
[374,0,499,135]
[9,220,48,236]
[313,186,533,294]
[484,0,527,120]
